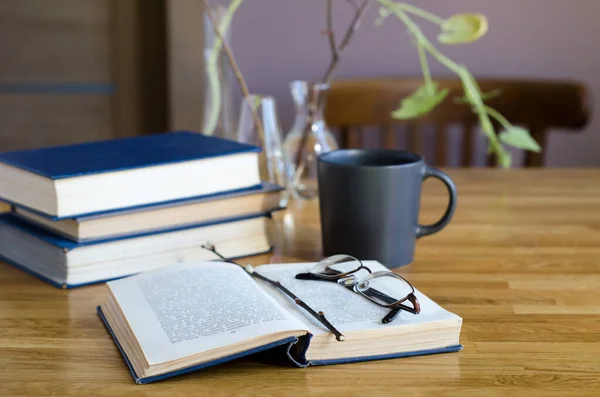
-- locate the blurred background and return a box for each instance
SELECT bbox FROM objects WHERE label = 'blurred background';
[1,0,599,166]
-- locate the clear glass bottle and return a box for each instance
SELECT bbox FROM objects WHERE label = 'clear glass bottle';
[283,81,339,200]
[202,5,238,139]
[237,95,289,206]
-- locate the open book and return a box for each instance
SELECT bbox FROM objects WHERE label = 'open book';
[98,261,462,384]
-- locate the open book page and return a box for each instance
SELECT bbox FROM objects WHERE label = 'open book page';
[256,261,460,335]
[107,261,307,366]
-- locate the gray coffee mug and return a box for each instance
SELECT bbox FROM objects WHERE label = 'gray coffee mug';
[317,149,457,268]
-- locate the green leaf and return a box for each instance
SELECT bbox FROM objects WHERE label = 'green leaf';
[480,88,503,101]
[391,83,450,120]
[499,127,541,153]
[438,13,489,45]
[454,88,502,105]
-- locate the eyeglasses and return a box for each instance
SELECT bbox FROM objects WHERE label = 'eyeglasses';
[295,255,420,324]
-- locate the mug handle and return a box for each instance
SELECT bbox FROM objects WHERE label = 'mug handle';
[416,166,458,238]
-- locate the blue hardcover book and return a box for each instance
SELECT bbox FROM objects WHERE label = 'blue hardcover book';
[0,131,262,218]
[12,182,285,243]
[97,261,463,384]
[0,212,272,288]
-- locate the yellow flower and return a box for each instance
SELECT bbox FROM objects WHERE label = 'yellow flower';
[438,13,489,45]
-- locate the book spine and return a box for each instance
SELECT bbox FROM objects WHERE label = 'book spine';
[284,334,312,368]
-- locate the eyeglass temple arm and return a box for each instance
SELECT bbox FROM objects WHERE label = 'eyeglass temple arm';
[361,287,398,305]
[251,272,345,341]
[382,294,421,323]
[295,273,337,282]
[361,288,420,323]
[202,244,346,342]
[362,288,420,313]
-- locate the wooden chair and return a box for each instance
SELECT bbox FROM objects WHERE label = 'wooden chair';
[324,78,590,167]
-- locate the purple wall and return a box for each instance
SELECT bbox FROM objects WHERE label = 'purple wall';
[215,0,600,166]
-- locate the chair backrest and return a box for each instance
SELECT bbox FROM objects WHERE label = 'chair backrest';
[324,78,590,167]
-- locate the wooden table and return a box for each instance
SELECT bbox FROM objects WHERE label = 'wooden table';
[1,169,600,396]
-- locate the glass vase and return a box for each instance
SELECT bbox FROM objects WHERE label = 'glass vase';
[236,95,289,206]
[202,5,238,140]
[283,81,339,200]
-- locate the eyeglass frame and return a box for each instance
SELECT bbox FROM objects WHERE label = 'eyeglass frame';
[295,256,421,324]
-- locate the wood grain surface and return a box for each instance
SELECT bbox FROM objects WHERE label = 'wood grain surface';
[1,169,599,396]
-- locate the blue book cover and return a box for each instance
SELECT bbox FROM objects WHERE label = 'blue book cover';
[0,212,274,288]
[0,131,260,179]
[306,345,463,366]
[0,248,274,290]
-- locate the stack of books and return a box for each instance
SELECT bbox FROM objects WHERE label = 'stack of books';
[0,131,284,288]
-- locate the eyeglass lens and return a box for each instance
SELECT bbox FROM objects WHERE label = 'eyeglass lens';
[310,254,363,278]
[356,273,414,307]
